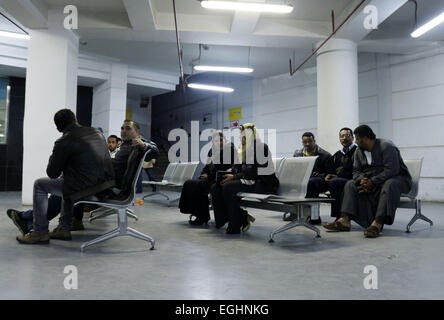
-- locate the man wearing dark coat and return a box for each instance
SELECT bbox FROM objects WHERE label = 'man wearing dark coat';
[291,132,331,224]
[324,125,412,238]
[305,128,357,220]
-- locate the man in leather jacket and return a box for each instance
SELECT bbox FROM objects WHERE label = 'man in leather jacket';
[10,119,158,241]
[16,109,114,244]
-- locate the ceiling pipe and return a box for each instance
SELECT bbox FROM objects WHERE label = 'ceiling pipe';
[172,0,186,91]
[0,11,29,36]
[289,0,367,76]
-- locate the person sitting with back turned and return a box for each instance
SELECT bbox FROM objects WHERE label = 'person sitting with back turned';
[179,131,237,226]
[7,119,158,237]
[304,128,357,221]
[211,123,279,234]
[292,132,331,224]
[324,125,412,238]
[15,109,115,244]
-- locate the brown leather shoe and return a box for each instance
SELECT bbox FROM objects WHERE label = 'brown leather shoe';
[16,232,50,245]
[49,227,72,241]
[323,220,351,232]
[364,225,381,238]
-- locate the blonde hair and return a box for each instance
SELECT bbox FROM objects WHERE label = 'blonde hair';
[238,123,258,163]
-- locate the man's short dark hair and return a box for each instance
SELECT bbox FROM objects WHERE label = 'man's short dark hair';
[117,137,122,143]
[54,109,76,132]
[108,135,118,141]
[339,127,353,136]
[124,120,140,131]
[354,125,376,140]
[302,132,315,140]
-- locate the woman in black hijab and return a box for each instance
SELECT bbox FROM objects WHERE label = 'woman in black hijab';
[179,131,237,225]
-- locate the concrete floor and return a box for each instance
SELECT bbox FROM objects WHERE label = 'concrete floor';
[0,191,443,300]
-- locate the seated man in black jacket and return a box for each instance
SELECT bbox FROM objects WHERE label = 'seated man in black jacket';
[293,132,331,224]
[8,119,158,237]
[310,128,357,221]
[16,109,115,244]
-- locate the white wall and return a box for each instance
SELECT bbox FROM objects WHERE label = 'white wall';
[126,96,152,140]
[389,49,444,201]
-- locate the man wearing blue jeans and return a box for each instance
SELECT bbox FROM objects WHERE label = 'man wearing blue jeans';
[7,194,84,235]
[14,109,114,244]
[305,128,357,220]
[8,118,158,242]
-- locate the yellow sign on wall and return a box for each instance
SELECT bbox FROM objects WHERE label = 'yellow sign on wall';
[229,107,242,121]
[126,110,133,120]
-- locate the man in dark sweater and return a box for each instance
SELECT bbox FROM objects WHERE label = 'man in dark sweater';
[293,132,331,224]
[323,128,357,220]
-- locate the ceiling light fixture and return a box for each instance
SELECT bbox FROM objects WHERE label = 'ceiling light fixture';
[201,1,294,14]
[0,30,30,40]
[411,12,444,38]
[194,65,254,73]
[188,83,234,93]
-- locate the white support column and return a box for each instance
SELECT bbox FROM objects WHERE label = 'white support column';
[316,38,359,153]
[376,53,393,140]
[92,63,128,138]
[21,14,79,205]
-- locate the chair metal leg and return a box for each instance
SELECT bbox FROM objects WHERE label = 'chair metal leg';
[269,219,321,243]
[127,227,155,250]
[143,191,170,200]
[406,200,433,233]
[81,208,155,252]
[81,228,120,252]
[89,208,115,222]
[89,207,108,218]
[126,210,139,221]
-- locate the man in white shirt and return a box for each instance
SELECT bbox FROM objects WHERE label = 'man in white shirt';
[107,135,120,159]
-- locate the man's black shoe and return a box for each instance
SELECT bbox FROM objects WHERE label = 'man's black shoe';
[7,209,30,235]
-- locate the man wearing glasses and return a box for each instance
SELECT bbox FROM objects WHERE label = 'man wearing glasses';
[299,128,357,222]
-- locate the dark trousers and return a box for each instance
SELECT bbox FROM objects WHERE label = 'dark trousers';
[341,176,411,228]
[306,177,349,218]
[210,180,256,232]
[179,179,214,221]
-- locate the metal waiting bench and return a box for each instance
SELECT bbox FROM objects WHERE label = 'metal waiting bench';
[142,162,199,206]
[238,156,333,242]
[400,158,433,232]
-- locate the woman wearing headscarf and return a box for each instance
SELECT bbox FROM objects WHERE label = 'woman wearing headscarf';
[210,123,279,234]
[179,131,237,225]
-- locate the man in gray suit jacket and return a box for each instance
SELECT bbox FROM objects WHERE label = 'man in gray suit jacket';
[324,125,412,238]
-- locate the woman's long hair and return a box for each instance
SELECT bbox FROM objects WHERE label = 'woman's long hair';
[238,123,258,163]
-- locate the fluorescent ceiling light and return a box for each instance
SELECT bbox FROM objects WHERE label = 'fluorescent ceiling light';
[411,12,444,38]
[201,1,294,14]
[0,30,30,40]
[188,83,234,93]
[194,65,254,73]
